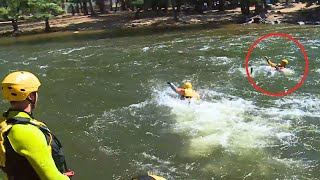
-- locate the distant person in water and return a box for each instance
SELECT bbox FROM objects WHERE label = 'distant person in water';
[264,56,288,70]
[167,81,200,100]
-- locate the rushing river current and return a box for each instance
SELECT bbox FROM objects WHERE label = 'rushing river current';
[0,25,319,179]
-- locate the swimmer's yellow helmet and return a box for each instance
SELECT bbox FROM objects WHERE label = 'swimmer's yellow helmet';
[132,174,166,180]
[281,59,288,65]
[184,82,192,89]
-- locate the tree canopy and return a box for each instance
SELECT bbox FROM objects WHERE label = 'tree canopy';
[0,0,63,32]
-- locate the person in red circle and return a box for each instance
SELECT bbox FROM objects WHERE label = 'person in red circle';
[167,81,200,100]
[264,56,289,71]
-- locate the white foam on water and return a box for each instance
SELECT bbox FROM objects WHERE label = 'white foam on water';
[88,78,317,177]
[0,59,8,64]
[171,39,184,43]
[98,146,121,156]
[306,39,320,47]
[142,47,150,52]
[281,68,295,76]
[314,68,320,73]
[47,45,101,55]
[154,44,168,49]
[130,152,179,179]
[199,45,211,51]
[58,47,87,54]
[27,57,38,61]
[13,61,31,65]
[154,87,293,157]
[274,95,320,118]
[90,100,150,132]
[152,86,317,175]
[197,56,235,66]
[248,65,295,78]
[228,66,247,76]
[141,43,170,53]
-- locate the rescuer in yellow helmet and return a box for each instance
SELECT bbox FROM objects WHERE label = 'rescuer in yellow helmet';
[167,81,200,100]
[264,56,289,70]
[0,71,73,180]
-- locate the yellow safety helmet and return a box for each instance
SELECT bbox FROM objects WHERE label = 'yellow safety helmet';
[1,71,41,102]
[132,174,166,180]
[149,175,166,180]
[184,82,192,89]
[281,59,288,65]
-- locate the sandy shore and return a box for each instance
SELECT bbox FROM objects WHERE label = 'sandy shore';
[0,3,319,37]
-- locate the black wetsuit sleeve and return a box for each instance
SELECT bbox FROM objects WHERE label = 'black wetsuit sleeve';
[168,82,184,96]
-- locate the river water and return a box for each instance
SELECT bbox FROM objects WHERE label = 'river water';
[0,25,319,179]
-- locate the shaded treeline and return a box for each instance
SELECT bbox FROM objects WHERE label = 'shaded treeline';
[0,0,318,34]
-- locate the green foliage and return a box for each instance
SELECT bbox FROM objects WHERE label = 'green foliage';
[0,7,9,19]
[28,0,63,19]
[68,0,77,3]
[0,0,28,20]
[0,0,63,22]
[131,0,143,6]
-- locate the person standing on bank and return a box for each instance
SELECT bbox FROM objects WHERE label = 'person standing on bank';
[0,71,73,180]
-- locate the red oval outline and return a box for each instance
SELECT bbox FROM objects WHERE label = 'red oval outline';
[245,33,309,97]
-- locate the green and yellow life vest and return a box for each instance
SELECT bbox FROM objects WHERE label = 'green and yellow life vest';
[0,111,68,180]
[184,89,193,98]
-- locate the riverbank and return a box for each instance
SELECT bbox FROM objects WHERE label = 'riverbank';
[0,2,319,43]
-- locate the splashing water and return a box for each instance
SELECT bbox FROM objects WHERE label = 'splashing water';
[152,86,314,178]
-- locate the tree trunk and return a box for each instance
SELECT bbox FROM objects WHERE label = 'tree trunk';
[11,19,19,33]
[285,0,289,5]
[262,0,268,11]
[82,0,88,15]
[195,0,203,13]
[254,3,262,15]
[110,0,113,11]
[79,0,83,13]
[218,0,224,11]
[208,0,213,10]
[120,0,126,10]
[115,0,118,12]
[88,0,97,16]
[240,0,250,15]
[241,3,245,14]
[97,0,106,13]
[176,0,181,12]
[75,0,80,14]
[172,0,178,21]
[164,0,168,12]
[151,0,156,11]
[156,0,160,15]
[71,5,76,15]
[45,17,51,32]
[135,7,142,19]
[143,0,148,11]
[61,0,66,12]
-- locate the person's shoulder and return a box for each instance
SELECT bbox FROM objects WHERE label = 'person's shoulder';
[177,88,184,92]
[9,124,44,140]
[8,124,47,153]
